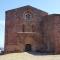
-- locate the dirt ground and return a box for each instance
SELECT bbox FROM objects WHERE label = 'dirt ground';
[0,52,60,60]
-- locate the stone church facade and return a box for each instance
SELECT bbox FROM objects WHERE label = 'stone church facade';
[5,5,60,54]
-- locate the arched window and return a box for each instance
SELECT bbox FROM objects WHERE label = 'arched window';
[23,11,32,21]
[32,25,35,32]
[25,13,32,20]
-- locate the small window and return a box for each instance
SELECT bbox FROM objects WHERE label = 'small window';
[25,13,32,20]
[23,11,32,21]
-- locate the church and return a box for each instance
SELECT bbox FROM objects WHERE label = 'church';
[4,5,60,54]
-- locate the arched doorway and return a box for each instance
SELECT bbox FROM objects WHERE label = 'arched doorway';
[25,44,32,52]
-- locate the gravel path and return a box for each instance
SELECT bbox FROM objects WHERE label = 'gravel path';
[0,52,60,60]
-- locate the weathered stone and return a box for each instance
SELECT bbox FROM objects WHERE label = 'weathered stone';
[5,5,60,54]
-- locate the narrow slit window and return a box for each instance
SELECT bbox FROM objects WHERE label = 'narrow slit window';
[22,24,24,32]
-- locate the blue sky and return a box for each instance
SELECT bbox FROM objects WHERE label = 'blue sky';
[0,0,60,48]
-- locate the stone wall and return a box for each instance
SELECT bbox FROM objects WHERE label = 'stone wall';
[5,6,60,54]
[42,14,60,54]
[5,5,48,53]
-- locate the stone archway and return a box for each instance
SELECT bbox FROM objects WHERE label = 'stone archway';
[25,44,31,52]
[24,35,34,52]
